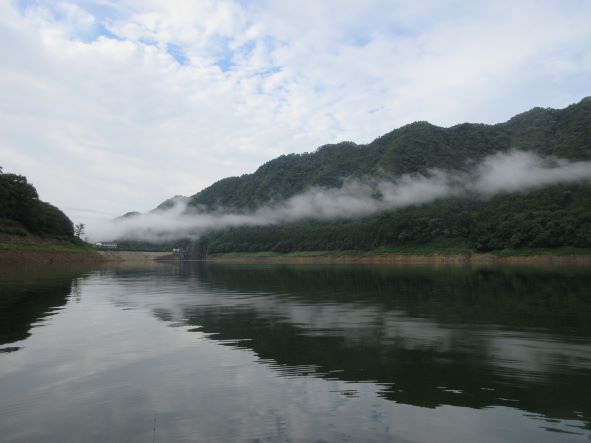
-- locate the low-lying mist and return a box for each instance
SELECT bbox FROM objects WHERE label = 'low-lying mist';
[87,151,591,242]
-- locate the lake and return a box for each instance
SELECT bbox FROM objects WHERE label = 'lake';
[1,262,590,442]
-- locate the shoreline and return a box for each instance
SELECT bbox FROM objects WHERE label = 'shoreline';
[207,252,591,266]
[0,250,172,265]
[0,234,103,265]
[0,250,106,265]
[2,247,590,266]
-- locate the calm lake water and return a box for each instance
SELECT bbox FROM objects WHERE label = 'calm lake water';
[1,262,591,442]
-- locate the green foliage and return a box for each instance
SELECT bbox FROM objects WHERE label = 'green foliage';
[203,183,591,253]
[0,218,29,236]
[182,97,591,254]
[187,97,591,212]
[0,168,74,238]
[74,223,85,238]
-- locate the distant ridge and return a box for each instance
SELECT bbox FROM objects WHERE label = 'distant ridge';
[176,97,590,211]
[124,97,591,254]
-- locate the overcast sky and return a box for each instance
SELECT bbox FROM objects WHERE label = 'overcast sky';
[1,0,590,224]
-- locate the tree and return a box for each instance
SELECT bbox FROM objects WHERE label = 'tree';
[74,223,85,238]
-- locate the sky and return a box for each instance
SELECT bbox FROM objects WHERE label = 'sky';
[1,0,590,225]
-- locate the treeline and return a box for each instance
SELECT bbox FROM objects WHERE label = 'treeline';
[184,98,591,254]
[185,97,591,211]
[0,167,74,238]
[135,97,591,254]
[205,184,591,253]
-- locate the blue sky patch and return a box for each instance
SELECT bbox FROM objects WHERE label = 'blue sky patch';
[212,37,236,72]
[214,55,234,72]
[258,66,281,78]
[167,43,189,66]
[15,0,123,43]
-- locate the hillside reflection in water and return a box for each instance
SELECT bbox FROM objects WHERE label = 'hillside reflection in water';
[0,262,590,442]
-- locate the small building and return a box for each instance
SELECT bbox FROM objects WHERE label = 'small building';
[95,242,118,249]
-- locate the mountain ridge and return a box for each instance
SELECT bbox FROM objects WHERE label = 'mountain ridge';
[172,96,590,213]
[114,97,591,255]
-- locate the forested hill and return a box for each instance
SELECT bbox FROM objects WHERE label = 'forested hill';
[186,97,591,211]
[0,167,74,239]
[182,97,591,254]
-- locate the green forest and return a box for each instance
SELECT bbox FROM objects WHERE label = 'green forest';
[185,97,591,255]
[0,167,75,239]
[187,97,591,211]
[204,184,591,253]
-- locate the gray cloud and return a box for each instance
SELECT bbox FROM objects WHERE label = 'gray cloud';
[87,151,591,242]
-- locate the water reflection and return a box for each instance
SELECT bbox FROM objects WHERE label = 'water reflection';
[129,263,591,428]
[0,262,590,442]
[0,266,92,352]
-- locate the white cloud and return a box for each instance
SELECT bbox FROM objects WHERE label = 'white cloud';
[88,151,591,242]
[0,0,590,226]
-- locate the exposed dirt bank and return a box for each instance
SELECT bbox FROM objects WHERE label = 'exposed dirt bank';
[0,250,105,265]
[208,253,591,266]
[0,233,171,264]
[97,251,172,261]
[0,250,172,265]
[0,234,104,265]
